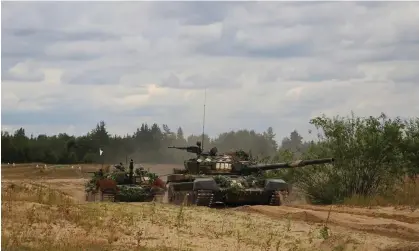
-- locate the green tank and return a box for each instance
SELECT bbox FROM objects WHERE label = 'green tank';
[85,159,166,202]
[166,142,334,207]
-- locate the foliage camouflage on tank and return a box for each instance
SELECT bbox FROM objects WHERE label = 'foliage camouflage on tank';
[85,159,166,202]
[166,142,334,207]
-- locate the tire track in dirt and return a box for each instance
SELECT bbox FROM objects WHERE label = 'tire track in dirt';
[381,243,419,251]
[288,204,419,224]
[236,205,419,242]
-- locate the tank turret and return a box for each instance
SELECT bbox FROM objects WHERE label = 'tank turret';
[195,155,334,176]
[168,145,334,176]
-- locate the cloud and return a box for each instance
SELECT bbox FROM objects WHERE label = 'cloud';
[259,58,365,83]
[61,68,123,85]
[2,2,419,143]
[2,59,45,82]
[160,71,242,90]
[150,2,236,26]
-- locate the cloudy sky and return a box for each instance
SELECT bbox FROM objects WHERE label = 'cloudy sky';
[1,1,419,141]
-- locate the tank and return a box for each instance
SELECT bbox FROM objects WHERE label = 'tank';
[85,159,166,202]
[165,142,334,207]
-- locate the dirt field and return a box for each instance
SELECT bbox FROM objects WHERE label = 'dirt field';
[2,163,419,251]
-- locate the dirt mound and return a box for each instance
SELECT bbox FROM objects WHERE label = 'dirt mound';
[381,243,419,251]
[236,205,419,242]
[290,204,419,224]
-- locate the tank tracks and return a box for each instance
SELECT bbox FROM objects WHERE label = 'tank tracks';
[269,191,282,206]
[166,187,283,207]
[194,190,214,207]
[85,190,116,202]
[101,193,116,202]
[166,187,214,207]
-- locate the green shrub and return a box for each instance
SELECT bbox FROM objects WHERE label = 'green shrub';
[270,113,419,205]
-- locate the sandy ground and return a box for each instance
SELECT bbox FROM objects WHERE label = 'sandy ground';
[2,163,419,251]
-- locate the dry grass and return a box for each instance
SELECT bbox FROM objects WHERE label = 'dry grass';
[2,163,418,251]
[2,180,374,251]
[343,177,419,210]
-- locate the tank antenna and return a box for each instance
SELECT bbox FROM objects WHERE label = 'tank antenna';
[201,88,207,152]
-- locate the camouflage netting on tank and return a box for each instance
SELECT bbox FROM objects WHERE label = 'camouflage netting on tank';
[227,150,251,161]
[213,175,266,193]
[85,166,161,202]
[85,168,158,191]
[115,185,153,202]
[108,171,126,183]
[135,169,159,183]
[85,173,102,192]
[84,171,122,192]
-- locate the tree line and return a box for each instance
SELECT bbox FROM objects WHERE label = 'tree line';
[2,112,418,205]
[1,121,306,165]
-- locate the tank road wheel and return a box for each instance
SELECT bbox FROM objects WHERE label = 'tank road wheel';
[269,191,282,206]
[194,190,214,207]
[100,189,116,202]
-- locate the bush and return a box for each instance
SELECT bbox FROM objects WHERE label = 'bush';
[278,112,419,205]
[115,186,153,202]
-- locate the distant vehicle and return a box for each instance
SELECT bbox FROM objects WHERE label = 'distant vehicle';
[85,159,166,202]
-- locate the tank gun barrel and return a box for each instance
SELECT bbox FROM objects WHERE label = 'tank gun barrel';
[247,158,334,172]
[168,145,202,155]
[168,146,188,150]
